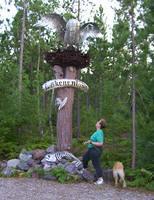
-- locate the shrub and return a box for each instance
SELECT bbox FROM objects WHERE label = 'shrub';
[126,168,154,191]
[51,167,74,183]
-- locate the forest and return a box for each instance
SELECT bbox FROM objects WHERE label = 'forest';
[0,0,153,190]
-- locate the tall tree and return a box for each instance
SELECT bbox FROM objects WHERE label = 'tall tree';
[130,1,136,169]
[18,0,27,105]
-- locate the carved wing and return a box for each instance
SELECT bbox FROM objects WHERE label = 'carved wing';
[37,13,66,40]
[80,22,102,42]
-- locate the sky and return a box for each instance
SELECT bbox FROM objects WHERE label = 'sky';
[0,0,119,40]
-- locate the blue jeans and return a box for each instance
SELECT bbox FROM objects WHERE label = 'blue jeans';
[82,147,103,179]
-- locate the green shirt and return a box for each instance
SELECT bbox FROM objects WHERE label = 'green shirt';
[88,129,104,149]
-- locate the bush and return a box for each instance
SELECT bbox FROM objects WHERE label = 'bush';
[145,181,154,191]
[0,142,20,159]
[126,168,154,191]
[51,167,74,183]
[32,167,45,178]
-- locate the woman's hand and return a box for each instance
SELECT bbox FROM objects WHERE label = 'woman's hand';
[83,140,91,145]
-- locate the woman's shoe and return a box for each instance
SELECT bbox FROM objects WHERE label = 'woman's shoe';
[94,177,104,185]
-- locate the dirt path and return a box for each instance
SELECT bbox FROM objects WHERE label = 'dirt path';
[0,178,153,200]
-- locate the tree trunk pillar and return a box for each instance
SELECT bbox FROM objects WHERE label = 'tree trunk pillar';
[53,65,77,151]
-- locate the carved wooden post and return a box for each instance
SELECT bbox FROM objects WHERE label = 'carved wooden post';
[53,65,77,150]
[44,50,90,151]
[38,14,102,152]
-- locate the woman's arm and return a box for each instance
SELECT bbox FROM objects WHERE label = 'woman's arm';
[90,141,103,147]
[83,140,103,146]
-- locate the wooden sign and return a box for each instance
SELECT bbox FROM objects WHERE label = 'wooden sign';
[42,79,89,92]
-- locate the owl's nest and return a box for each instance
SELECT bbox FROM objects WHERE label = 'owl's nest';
[45,49,90,69]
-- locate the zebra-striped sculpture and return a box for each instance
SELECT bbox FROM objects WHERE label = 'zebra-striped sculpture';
[42,151,82,169]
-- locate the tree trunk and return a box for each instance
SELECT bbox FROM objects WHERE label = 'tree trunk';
[86,93,90,111]
[130,4,136,169]
[53,65,77,151]
[36,38,42,135]
[131,79,136,169]
[18,0,26,105]
[99,77,103,118]
[76,0,81,138]
[77,0,80,21]
[76,69,81,138]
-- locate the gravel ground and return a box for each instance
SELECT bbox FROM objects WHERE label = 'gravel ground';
[0,178,154,200]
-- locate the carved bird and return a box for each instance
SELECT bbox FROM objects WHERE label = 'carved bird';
[55,97,68,110]
[37,13,102,51]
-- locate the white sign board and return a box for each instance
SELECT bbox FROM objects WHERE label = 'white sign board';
[42,79,89,92]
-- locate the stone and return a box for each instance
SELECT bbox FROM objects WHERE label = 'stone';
[1,167,15,177]
[102,169,114,183]
[57,163,65,168]
[32,149,46,160]
[64,163,77,174]
[0,149,91,183]
[27,159,36,167]
[41,158,55,169]
[7,159,20,168]
[61,159,67,164]
[0,161,7,169]
[17,161,30,171]
[19,151,32,162]
[33,164,42,169]
[44,163,57,170]
[79,169,94,182]
[46,145,56,154]
[43,171,57,181]
[43,163,52,170]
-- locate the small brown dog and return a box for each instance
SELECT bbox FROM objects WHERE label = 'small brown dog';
[113,161,126,188]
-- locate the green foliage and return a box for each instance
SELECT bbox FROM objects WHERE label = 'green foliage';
[80,106,98,136]
[0,142,20,160]
[71,138,86,157]
[32,167,45,178]
[51,167,74,183]
[145,181,154,191]
[126,168,154,191]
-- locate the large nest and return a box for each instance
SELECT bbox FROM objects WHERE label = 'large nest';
[45,49,90,69]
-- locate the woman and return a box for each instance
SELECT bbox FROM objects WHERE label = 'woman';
[82,118,106,185]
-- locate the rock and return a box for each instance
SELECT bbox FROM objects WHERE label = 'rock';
[61,159,68,164]
[17,161,30,171]
[64,163,77,174]
[32,149,46,160]
[1,167,16,177]
[27,159,36,167]
[57,163,65,168]
[79,169,94,182]
[7,159,20,168]
[41,157,55,169]
[0,161,7,169]
[19,151,32,162]
[46,145,56,154]
[43,163,51,170]
[0,149,93,183]
[43,171,57,181]
[33,164,42,169]
[43,163,57,170]
[102,169,114,183]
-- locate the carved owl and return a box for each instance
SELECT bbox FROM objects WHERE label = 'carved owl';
[37,13,102,51]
